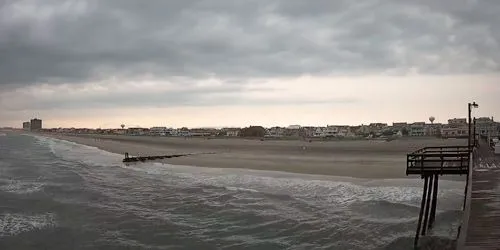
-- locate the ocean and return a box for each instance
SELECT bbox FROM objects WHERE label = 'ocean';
[0,133,463,249]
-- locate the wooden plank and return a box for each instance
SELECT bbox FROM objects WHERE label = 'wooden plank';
[463,144,500,249]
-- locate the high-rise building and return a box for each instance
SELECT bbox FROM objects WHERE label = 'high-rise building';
[30,118,42,131]
[22,121,30,131]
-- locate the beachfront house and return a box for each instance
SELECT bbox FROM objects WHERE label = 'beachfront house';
[335,126,352,137]
[440,118,469,138]
[313,127,325,137]
[392,122,408,128]
[425,123,442,137]
[475,117,498,138]
[189,128,216,137]
[409,122,426,137]
[113,129,127,135]
[224,128,241,137]
[364,123,387,136]
[287,125,301,130]
[301,126,316,138]
[354,125,371,136]
[448,118,467,126]
[150,127,170,136]
[440,125,468,138]
[266,127,286,137]
[321,125,340,137]
[127,127,149,136]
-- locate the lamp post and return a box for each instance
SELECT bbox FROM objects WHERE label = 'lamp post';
[473,117,477,147]
[468,102,479,152]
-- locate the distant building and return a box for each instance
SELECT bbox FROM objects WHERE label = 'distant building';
[336,126,352,137]
[30,118,42,131]
[224,128,241,137]
[189,128,216,136]
[266,127,285,137]
[448,118,467,127]
[127,127,148,136]
[409,122,426,136]
[22,121,30,131]
[368,123,388,134]
[441,118,468,138]
[425,123,442,137]
[323,126,339,137]
[441,125,468,138]
[150,127,169,136]
[369,123,388,129]
[300,126,316,138]
[475,117,497,138]
[392,122,408,129]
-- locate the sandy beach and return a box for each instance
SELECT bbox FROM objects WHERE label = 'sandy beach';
[40,134,467,179]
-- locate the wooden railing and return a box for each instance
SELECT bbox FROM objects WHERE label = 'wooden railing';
[406,146,470,176]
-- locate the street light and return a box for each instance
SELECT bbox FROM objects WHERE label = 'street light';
[468,102,479,152]
[473,117,477,147]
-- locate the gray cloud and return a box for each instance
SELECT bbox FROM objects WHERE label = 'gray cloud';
[1,0,499,89]
[0,82,356,113]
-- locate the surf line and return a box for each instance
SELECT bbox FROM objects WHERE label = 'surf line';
[122,152,216,163]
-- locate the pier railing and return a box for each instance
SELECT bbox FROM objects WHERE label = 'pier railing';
[406,146,470,176]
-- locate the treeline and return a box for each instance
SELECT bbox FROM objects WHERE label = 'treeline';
[239,126,267,137]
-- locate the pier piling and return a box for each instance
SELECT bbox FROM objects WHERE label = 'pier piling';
[429,174,439,229]
[422,174,433,235]
[414,176,428,247]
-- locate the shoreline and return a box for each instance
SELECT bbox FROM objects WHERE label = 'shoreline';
[36,133,467,179]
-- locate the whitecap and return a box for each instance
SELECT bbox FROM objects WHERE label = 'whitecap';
[0,180,44,194]
[225,186,259,193]
[33,135,122,167]
[0,213,56,237]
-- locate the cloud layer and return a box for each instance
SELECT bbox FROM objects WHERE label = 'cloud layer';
[1,0,499,87]
[1,0,499,127]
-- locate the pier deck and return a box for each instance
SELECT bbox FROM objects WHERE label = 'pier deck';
[406,146,470,176]
[462,144,500,249]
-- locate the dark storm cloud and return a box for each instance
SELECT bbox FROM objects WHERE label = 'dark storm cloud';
[0,0,499,88]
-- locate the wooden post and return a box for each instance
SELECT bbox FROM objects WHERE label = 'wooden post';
[463,152,471,210]
[422,174,434,235]
[414,176,429,248]
[429,174,439,229]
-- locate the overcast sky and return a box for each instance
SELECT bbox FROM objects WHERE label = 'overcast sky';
[1,0,499,128]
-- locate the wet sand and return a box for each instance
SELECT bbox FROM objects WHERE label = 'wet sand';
[42,134,467,179]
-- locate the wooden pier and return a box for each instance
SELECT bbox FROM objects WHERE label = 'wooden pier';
[406,145,470,248]
[458,143,500,249]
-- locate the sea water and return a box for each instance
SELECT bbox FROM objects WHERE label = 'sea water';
[0,133,463,249]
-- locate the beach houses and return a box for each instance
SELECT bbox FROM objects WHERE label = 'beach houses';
[127,127,149,136]
[475,117,498,138]
[322,125,339,137]
[441,125,468,138]
[266,127,286,137]
[440,118,469,138]
[223,128,241,137]
[150,127,169,136]
[409,122,426,136]
[392,122,408,129]
[448,118,467,126]
[312,125,353,138]
[301,126,316,138]
[425,123,442,137]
